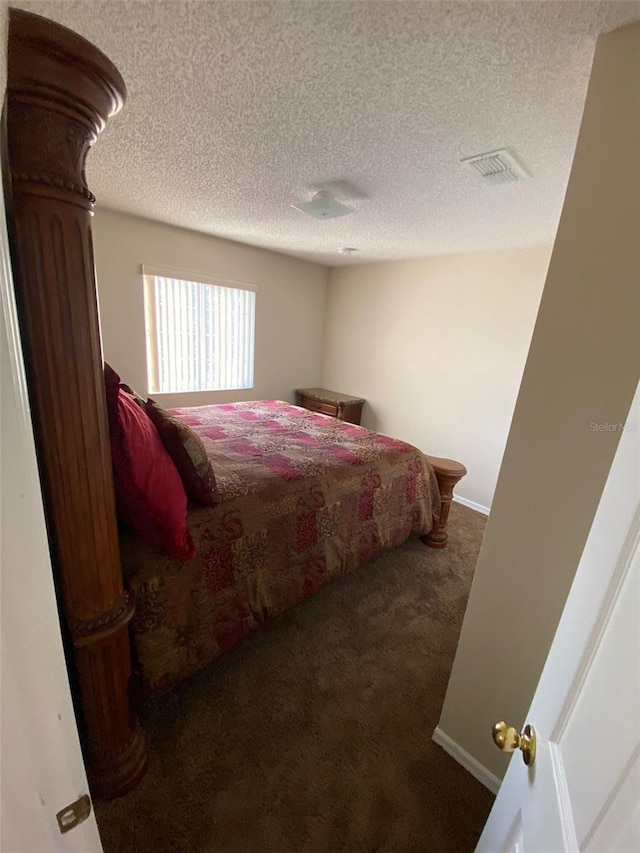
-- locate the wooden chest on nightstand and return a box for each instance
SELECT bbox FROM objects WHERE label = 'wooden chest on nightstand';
[295,388,365,425]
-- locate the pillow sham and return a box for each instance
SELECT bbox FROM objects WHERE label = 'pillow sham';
[119,382,147,409]
[104,361,122,437]
[109,388,195,561]
[145,397,219,507]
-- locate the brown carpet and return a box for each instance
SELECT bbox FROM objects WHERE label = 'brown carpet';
[95,503,494,852]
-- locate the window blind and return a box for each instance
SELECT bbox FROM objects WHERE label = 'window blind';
[144,273,255,394]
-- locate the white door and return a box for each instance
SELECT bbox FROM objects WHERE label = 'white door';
[0,7,103,847]
[0,183,104,853]
[477,385,640,852]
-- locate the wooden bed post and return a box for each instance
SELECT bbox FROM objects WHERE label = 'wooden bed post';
[422,455,468,549]
[4,10,147,798]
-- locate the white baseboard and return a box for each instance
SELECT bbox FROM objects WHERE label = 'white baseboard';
[432,726,501,794]
[453,494,490,516]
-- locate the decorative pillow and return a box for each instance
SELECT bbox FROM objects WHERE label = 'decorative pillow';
[109,388,196,561]
[104,361,122,437]
[145,397,219,506]
[120,382,147,409]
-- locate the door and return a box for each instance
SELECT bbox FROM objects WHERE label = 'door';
[0,11,103,845]
[477,385,640,852]
[0,175,104,853]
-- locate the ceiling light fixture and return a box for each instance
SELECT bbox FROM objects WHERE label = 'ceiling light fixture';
[338,247,358,256]
[292,190,354,220]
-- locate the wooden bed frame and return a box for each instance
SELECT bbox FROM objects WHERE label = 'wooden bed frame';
[4,9,466,799]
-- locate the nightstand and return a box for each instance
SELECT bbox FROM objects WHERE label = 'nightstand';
[295,388,365,425]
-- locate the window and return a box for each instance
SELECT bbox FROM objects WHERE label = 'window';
[142,266,256,394]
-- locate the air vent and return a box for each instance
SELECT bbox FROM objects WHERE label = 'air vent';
[461,148,530,184]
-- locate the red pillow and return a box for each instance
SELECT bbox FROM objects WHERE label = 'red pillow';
[109,389,195,561]
[145,398,219,506]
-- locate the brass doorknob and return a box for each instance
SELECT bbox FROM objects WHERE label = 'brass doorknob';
[492,721,537,766]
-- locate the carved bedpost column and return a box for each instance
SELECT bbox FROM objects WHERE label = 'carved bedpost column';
[5,10,147,798]
[422,455,468,549]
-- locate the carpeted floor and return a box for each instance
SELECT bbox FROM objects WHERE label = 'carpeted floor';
[95,503,494,853]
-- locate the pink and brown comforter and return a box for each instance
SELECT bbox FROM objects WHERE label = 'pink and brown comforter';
[120,400,440,695]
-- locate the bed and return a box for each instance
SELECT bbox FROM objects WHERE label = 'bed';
[5,9,466,799]
[118,399,441,696]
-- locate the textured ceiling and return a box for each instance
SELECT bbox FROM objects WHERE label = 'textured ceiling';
[14,1,640,265]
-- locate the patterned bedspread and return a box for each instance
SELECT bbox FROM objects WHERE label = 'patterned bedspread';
[121,400,440,695]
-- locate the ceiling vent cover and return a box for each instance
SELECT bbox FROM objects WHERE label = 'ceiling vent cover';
[461,148,530,184]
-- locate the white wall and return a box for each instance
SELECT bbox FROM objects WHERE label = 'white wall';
[322,248,549,509]
[438,21,640,782]
[93,208,328,409]
[0,4,102,848]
